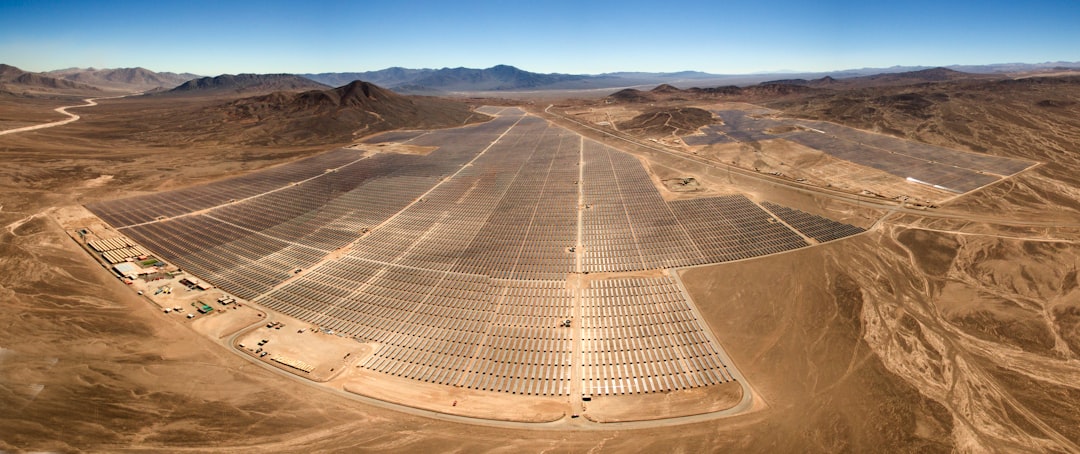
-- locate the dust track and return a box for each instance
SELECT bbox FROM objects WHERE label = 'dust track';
[0,93,133,136]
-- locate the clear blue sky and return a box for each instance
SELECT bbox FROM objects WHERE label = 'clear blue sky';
[2,0,1078,75]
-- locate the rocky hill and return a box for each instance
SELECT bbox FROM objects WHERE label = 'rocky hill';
[177,80,489,145]
[616,106,714,138]
[607,88,654,103]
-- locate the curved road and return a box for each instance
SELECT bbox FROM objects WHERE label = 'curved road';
[0,92,135,137]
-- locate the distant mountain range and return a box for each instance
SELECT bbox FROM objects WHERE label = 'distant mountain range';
[46,67,199,92]
[301,62,1080,94]
[302,65,619,93]
[300,65,753,93]
[0,64,204,95]
[3,60,1080,98]
[606,81,820,104]
[0,63,101,95]
[762,67,1001,89]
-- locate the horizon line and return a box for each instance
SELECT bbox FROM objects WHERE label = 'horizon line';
[5,59,1080,79]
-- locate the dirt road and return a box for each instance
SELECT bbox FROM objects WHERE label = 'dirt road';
[0,93,133,136]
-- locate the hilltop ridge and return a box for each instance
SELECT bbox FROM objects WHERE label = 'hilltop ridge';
[0,63,101,95]
[153,80,489,145]
[47,67,199,91]
[166,73,331,96]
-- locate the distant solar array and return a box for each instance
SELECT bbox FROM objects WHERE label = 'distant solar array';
[682,109,1035,194]
[87,106,865,399]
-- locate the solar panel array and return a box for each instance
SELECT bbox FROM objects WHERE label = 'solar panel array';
[86,149,367,227]
[581,276,734,395]
[688,109,1035,194]
[86,106,867,398]
[670,196,810,263]
[582,143,706,272]
[760,202,866,243]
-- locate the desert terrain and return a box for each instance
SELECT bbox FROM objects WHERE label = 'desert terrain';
[2,67,1079,453]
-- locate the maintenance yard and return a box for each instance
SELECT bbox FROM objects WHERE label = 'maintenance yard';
[234,313,373,382]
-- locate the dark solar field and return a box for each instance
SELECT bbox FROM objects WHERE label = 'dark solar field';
[682,109,1036,193]
[681,126,734,146]
[760,202,867,243]
[87,107,865,399]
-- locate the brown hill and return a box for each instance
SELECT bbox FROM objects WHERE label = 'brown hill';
[616,106,714,137]
[650,84,682,94]
[0,63,30,79]
[606,84,702,103]
[608,88,654,103]
[0,63,100,95]
[687,85,742,96]
[168,80,489,146]
[740,83,820,96]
